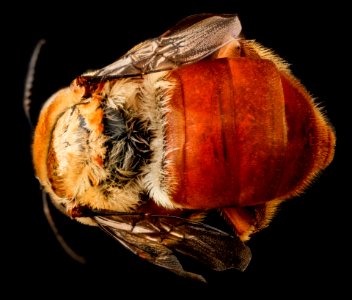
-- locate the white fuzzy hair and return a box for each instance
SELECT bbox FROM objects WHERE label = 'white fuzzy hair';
[107,71,177,209]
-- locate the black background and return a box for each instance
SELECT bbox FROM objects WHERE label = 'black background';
[3,1,350,298]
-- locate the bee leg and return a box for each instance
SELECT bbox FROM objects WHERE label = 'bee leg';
[42,191,86,264]
[221,200,282,241]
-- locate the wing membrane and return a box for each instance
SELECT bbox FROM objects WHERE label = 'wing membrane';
[84,14,242,79]
[94,214,251,282]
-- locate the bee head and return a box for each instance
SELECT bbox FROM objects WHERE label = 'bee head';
[32,82,85,194]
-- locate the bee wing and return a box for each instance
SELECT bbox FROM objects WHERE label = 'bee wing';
[84,14,242,79]
[94,214,251,282]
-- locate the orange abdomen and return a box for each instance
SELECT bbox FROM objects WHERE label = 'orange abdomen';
[166,58,335,209]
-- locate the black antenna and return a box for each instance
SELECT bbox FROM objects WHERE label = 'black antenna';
[23,39,46,128]
[42,191,86,264]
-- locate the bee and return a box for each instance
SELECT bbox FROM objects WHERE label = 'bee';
[28,14,336,282]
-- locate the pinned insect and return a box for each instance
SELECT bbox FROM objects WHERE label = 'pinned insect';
[27,14,336,282]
